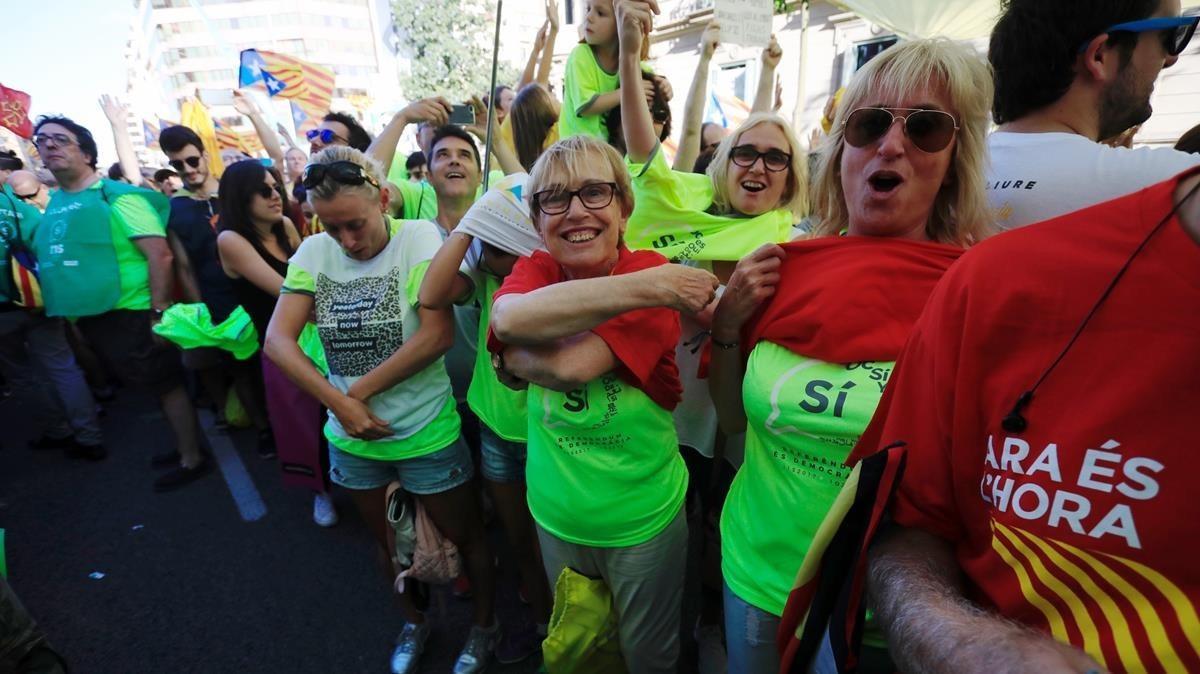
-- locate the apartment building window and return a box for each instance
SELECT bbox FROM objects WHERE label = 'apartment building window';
[716,61,752,102]
[854,36,897,70]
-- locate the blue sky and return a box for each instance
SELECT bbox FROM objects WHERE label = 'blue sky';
[6,0,135,165]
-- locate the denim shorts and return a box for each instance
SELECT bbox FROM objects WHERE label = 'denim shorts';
[479,425,527,483]
[328,435,474,494]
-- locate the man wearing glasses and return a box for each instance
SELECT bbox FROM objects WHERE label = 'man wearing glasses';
[31,115,208,491]
[986,0,1199,229]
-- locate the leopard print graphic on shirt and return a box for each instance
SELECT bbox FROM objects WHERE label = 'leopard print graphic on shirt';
[314,266,405,377]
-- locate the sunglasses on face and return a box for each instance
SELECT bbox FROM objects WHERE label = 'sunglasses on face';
[33,133,77,149]
[532,182,618,215]
[843,107,959,153]
[254,184,279,200]
[305,128,349,145]
[729,145,792,172]
[1079,15,1199,56]
[301,161,380,190]
[168,155,203,171]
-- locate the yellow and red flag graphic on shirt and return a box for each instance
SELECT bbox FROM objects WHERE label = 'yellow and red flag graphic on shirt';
[239,49,334,115]
[991,520,1200,673]
[0,83,33,139]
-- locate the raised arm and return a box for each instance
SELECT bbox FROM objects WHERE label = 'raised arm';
[490,263,715,345]
[276,122,300,151]
[673,21,720,171]
[232,89,285,169]
[520,23,550,90]
[751,35,782,114]
[367,97,452,180]
[708,244,784,434]
[99,95,146,187]
[537,0,561,87]
[467,96,523,176]
[868,525,1104,674]
[418,230,475,309]
[615,0,661,163]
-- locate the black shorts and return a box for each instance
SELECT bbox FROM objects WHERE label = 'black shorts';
[75,310,185,396]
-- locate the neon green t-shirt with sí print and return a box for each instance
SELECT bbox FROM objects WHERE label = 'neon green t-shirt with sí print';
[466,274,527,442]
[526,372,687,547]
[625,144,793,263]
[281,217,461,461]
[560,43,619,142]
[721,341,893,618]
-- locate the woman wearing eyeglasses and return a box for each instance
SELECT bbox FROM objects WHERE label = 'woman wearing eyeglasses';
[264,146,498,674]
[487,135,718,672]
[705,39,994,673]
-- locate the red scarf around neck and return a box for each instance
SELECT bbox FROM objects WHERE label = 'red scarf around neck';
[743,236,965,363]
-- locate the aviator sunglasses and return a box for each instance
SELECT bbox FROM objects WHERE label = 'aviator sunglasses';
[842,107,960,153]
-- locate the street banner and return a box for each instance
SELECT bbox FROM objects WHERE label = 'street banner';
[713,0,773,48]
[0,83,33,139]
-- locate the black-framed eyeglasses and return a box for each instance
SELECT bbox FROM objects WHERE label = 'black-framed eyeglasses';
[306,128,350,145]
[729,145,792,172]
[33,133,76,149]
[1078,15,1199,56]
[843,107,959,154]
[302,161,381,190]
[531,182,618,215]
[168,155,203,172]
[254,184,279,200]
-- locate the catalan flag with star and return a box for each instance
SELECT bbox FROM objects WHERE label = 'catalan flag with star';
[238,49,334,135]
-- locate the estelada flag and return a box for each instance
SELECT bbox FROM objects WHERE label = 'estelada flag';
[0,84,33,139]
[239,49,334,115]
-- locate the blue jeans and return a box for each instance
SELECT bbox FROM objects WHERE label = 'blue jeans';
[328,436,474,494]
[478,424,527,483]
[723,582,781,674]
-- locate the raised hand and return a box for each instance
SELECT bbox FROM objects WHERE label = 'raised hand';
[232,89,260,116]
[546,0,560,32]
[712,243,786,341]
[761,34,783,69]
[98,94,128,125]
[615,0,658,55]
[701,21,721,59]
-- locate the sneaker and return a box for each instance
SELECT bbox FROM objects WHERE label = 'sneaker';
[312,492,338,527]
[390,622,430,674]
[256,429,277,459]
[452,574,473,599]
[28,434,76,451]
[66,442,107,461]
[150,449,181,468]
[695,622,727,674]
[495,622,542,665]
[454,622,500,674]
[153,459,212,492]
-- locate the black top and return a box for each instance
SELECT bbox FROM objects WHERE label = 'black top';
[168,195,239,323]
[231,239,289,346]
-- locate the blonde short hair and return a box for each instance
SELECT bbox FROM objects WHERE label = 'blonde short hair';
[707,112,808,219]
[527,135,634,230]
[810,38,994,246]
[304,145,385,204]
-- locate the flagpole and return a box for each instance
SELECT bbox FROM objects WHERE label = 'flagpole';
[482,0,504,191]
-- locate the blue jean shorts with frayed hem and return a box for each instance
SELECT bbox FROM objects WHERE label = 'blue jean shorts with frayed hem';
[478,424,527,483]
[328,435,474,494]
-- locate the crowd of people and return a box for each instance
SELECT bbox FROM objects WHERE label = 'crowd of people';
[2,0,1200,672]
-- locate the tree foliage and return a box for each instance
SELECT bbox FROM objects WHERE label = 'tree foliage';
[391,0,522,101]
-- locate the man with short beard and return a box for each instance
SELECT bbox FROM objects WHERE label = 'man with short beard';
[986,0,1199,229]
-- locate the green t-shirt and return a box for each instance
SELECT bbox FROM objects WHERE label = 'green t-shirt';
[626,145,793,262]
[282,217,460,460]
[560,43,619,142]
[720,341,893,616]
[466,274,527,442]
[0,186,41,305]
[37,178,167,315]
[526,373,686,547]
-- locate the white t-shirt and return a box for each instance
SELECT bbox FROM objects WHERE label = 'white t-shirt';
[986,131,1199,230]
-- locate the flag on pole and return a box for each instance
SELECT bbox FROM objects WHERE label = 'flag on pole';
[180,98,226,178]
[290,100,324,135]
[705,91,752,130]
[213,120,264,156]
[239,49,335,113]
[0,83,33,139]
[143,119,160,148]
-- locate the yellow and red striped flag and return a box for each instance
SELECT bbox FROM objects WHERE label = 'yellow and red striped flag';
[239,49,334,116]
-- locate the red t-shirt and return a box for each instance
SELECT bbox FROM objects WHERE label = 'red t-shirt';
[851,171,1200,673]
[488,246,682,410]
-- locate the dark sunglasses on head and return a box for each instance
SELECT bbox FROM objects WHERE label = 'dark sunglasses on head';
[843,107,959,154]
[168,155,203,171]
[532,182,618,216]
[1078,15,1199,56]
[306,128,349,145]
[729,145,792,172]
[302,161,381,190]
[13,190,40,202]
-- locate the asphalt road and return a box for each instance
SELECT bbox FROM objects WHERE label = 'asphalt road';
[0,386,544,674]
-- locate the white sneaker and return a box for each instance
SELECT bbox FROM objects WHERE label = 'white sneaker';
[312,492,338,527]
[454,622,500,673]
[391,622,430,674]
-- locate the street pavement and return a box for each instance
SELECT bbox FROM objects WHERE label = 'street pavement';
[0,385,544,673]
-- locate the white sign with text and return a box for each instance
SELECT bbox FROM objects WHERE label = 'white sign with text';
[713,0,773,48]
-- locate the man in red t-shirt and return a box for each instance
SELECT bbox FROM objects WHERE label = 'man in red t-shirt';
[851,170,1200,673]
